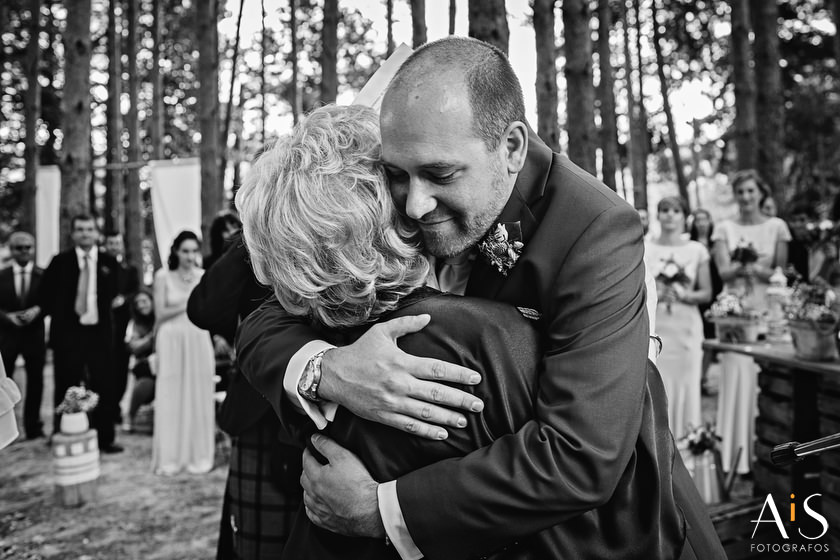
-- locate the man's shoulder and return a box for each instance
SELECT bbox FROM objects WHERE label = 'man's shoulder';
[545,154,631,217]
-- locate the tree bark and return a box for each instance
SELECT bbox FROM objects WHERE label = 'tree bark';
[105,0,123,234]
[596,0,619,191]
[21,0,41,234]
[633,0,648,169]
[622,0,647,208]
[652,0,689,204]
[468,0,509,54]
[730,0,756,170]
[533,0,559,152]
[290,0,300,124]
[449,0,456,35]
[409,0,427,48]
[386,0,394,57]
[834,0,840,75]
[261,0,267,141]
[750,0,784,204]
[125,0,142,275]
[59,0,93,247]
[149,0,164,160]
[198,0,222,243]
[321,0,338,103]
[220,0,245,180]
[562,0,597,174]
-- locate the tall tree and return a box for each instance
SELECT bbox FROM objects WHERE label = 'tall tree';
[633,0,648,179]
[386,0,394,56]
[468,0,509,54]
[652,0,689,204]
[321,0,338,103]
[59,0,93,245]
[221,0,245,179]
[105,0,124,233]
[449,0,456,35]
[750,0,784,203]
[596,0,619,191]
[730,0,756,170]
[260,0,267,141]
[125,0,142,274]
[410,0,427,48]
[622,0,647,208]
[534,0,559,151]
[149,0,164,160]
[562,0,597,174]
[198,0,222,242]
[833,0,840,74]
[21,0,41,234]
[290,0,301,124]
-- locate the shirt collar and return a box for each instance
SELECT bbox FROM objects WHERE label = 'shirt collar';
[12,261,33,274]
[75,246,98,264]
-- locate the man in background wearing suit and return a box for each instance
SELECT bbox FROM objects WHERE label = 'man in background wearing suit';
[40,215,122,452]
[103,230,139,425]
[0,231,46,439]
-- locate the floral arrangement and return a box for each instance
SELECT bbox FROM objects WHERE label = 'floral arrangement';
[784,281,840,326]
[704,292,762,321]
[730,240,759,266]
[681,424,722,456]
[478,222,524,276]
[55,385,99,415]
[656,255,690,314]
[800,219,840,250]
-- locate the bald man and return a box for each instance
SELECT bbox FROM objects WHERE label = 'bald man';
[0,232,45,439]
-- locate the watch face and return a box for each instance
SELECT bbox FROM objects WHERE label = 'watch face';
[299,366,314,392]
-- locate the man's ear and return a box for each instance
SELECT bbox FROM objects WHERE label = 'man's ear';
[503,121,528,175]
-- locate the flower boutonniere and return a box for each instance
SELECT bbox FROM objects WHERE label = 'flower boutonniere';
[478,222,524,276]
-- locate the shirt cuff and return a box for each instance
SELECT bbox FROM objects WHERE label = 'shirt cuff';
[378,481,423,560]
[283,340,338,429]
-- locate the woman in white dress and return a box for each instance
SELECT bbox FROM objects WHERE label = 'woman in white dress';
[712,170,791,475]
[152,230,216,475]
[645,196,712,440]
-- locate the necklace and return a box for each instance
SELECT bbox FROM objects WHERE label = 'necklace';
[176,268,196,283]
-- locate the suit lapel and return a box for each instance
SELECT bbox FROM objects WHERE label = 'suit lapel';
[0,268,16,310]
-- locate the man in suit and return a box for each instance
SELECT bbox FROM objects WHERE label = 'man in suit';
[103,230,139,424]
[0,231,46,439]
[40,215,122,452]
[237,38,724,558]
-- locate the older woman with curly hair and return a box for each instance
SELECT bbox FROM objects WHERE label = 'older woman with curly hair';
[236,104,549,559]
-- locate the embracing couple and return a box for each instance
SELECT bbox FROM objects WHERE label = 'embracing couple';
[234,37,725,560]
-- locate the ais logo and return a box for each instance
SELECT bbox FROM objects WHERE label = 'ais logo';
[751,493,828,540]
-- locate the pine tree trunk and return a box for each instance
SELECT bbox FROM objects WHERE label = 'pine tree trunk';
[634,0,648,162]
[449,0,456,35]
[149,0,164,160]
[468,0,509,54]
[21,0,41,234]
[834,0,840,74]
[750,0,784,204]
[652,0,689,204]
[59,0,93,247]
[105,0,123,234]
[596,0,619,191]
[410,0,426,48]
[260,0,267,140]
[198,0,222,243]
[290,0,300,124]
[41,1,60,166]
[220,0,245,179]
[125,0,142,276]
[562,0,597,174]
[386,0,394,56]
[622,0,647,209]
[533,0,559,152]
[730,0,756,170]
[321,0,338,103]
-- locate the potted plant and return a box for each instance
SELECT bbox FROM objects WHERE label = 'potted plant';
[55,386,99,434]
[705,292,764,343]
[784,281,840,361]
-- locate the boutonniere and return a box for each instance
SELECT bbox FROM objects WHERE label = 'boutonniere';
[478,221,524,276]
[100,266,111,276]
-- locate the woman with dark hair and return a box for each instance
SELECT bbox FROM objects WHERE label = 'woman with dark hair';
[152,230,215,475]
[205,211,242,270]
[125,290,156,430]
[690,208,724,395]
[644,197,712,439]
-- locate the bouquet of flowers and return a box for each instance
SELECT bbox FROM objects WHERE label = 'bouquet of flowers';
[704,292,762,321]
[681,423,722,456]
[731,240,759,294]
[55,385,99,415]
[800,219,840,251]
[656,255,690,314]
[784,281,840,327]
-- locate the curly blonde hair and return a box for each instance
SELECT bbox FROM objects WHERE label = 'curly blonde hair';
[236,104,429,329]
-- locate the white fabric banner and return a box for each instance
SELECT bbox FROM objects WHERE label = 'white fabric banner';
[35,164,61,268]
[148,158,202,263]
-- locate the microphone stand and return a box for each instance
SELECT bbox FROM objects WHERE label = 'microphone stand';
[771,432,840,466]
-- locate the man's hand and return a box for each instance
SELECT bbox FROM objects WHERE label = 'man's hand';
[301,434,384,538]
[318,314,484,440]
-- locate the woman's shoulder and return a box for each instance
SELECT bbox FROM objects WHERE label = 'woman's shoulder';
[153,268,171,283]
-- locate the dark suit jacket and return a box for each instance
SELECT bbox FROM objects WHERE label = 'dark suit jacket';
[39,249,120,350]
[0,264,45,347]
[112,260,140,335]
[237,133,722,559]
[186,234,273,435]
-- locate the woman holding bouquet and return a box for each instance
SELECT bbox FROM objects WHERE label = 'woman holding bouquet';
[644,196,712,440]
[712,170,791,475]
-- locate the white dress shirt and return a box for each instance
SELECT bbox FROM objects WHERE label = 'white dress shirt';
[75,247,99,325]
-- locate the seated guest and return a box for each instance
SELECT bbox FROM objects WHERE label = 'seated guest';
[126,290,156,430]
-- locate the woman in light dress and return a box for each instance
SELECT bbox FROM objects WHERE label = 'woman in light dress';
[645,196,712,440]
[152,230,215,475]
[711,170,791,475]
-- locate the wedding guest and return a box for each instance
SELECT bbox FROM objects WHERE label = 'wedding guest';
[203,211,241,271]
[712,169,791,475]
[690,208,724,395]
[152,231,215,475]
[103,230,139,425]
[645,197,712,439]
[637,207,650,236]
[39,216,122,452]
[786,202,818,282]
[0,352,21,449]
[125,290,156,429]
[237,37,723,559]
[760,195,778,217]
[0,232,46,439]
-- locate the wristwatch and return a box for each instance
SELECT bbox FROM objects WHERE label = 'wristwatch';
[298,349,328,403]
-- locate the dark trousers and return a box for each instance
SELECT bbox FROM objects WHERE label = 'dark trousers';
[1,332,45,437]
[52,325,116,448]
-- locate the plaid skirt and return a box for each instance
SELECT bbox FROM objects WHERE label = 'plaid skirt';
[218,414,303,560]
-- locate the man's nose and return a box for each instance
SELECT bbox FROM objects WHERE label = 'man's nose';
[404,180,437,221]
